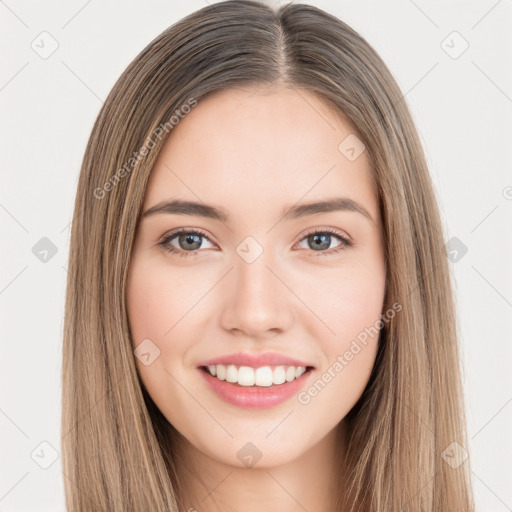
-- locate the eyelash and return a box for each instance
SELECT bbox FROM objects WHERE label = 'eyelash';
[157,227,352,258]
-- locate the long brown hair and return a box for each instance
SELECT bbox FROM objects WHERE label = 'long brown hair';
[61,1,475,510]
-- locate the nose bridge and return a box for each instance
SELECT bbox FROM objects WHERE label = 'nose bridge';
[234,234,275,296]
[237,251,272,301]
[219,238,293,336]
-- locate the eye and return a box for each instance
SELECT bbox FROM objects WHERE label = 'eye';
[295,228,352,256]
[157,227,352,258]
[158,228,215,258]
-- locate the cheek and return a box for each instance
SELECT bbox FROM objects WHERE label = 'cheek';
[307,259,386,343]
[301,255,385,399]
[297,270,383,416]
[126,262,193,421]
[126,258,196,347]
[125,261,187,397]
[126,257,212,372]
[126,270,169,347]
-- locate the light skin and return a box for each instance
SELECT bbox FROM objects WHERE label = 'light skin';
[126,85,386,512]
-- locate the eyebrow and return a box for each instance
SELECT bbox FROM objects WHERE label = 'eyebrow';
[143,197,374,223]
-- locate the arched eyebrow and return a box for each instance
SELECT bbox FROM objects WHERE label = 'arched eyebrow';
[143,197,374,224]
[281,197,374,224]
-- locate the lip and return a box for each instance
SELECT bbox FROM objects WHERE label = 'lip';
[198,366,315,409]
[198,351,314,369]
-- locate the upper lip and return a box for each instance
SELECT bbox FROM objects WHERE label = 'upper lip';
[198,352,314,369]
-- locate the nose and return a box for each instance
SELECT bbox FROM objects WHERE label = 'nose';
[219,249,295,339]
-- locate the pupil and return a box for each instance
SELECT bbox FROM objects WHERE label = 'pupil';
[181,234,201,249]
[311,234,330,250]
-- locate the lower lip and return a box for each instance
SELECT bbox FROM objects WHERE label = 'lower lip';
[198,367,314,409]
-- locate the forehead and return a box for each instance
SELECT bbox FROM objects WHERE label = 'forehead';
[143,86,378,225]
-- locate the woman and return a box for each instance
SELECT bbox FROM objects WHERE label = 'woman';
[61,1,475,510]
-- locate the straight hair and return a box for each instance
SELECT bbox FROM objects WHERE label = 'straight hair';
[61,1,475,510]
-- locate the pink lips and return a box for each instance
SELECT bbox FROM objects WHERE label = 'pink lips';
[197,351,315,409]
[198,351,313,369]
[198,366,313,409]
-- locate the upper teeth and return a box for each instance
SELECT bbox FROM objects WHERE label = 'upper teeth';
[206,364,308,387]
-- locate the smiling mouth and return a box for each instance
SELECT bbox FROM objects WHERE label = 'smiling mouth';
[200,364,314,387]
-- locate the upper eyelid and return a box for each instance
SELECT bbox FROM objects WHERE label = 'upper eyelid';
[159,228,214,245]
[301,226,351,242]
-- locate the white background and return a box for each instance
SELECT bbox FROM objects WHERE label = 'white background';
[1,0,511,510]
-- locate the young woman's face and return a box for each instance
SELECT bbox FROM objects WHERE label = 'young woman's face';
[126,86,386,468]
